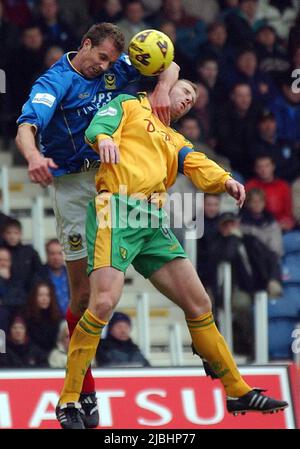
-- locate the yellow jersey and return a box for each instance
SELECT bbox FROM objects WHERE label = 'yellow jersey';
[85,93,231,198]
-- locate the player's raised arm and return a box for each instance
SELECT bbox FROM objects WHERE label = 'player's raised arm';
[178,146,246,208]
[150,61,180,126]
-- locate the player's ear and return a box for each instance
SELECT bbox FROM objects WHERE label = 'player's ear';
[83,38,92,50]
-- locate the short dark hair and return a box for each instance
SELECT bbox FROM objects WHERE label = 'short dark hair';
[254,154,275,164]
[3,218,22,232]
[207,21,226,34]
[231,81,251,91]
[80,23,125,53]
[46,238,60,252]
[197,56,218,68]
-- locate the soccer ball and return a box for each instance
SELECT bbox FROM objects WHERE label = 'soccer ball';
[128,29,174,76]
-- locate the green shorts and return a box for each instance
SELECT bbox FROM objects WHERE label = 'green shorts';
[86,193,187,278]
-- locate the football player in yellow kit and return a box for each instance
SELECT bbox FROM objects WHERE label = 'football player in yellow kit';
[56,79,288,428]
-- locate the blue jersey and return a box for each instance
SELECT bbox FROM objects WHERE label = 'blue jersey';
[17,52,140,175]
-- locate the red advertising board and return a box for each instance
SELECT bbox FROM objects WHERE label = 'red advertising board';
[0,366,298,429]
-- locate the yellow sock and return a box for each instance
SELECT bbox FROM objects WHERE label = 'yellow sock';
[186,311,252,397]
[59,309,107,405]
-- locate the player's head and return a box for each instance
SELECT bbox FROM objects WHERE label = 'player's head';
[169,79,198,121]
[78,23,125,78]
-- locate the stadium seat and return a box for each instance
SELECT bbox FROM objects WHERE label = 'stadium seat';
[281,231,300,285]
[268,285,300,318]
[282,231,300,254]
[268,317,298,360]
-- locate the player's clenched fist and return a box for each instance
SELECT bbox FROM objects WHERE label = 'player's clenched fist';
[28,152,58,187]
[98,138,120,164]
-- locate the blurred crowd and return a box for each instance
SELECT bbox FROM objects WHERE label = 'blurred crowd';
[1,0,300,363]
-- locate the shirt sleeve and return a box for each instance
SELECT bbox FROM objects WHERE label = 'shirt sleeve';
[178,146,232,194]
[115,53,141,84]
[17,69,67,133]
[85,94,136,150]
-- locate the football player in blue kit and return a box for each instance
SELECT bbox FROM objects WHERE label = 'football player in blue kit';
[15,22,179,428]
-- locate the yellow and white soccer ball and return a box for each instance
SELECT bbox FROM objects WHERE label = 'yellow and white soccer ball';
[128,29,174,76]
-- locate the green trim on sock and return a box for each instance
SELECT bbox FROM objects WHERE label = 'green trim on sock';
[82,314,105,330]
[78,321,101,336]
[187,319,215,329]
[186,314,213,325]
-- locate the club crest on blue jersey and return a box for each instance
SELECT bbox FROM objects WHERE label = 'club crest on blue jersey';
[104,74,116,90]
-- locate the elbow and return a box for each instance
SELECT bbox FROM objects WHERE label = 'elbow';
[15,129,21,148]
[171,61,180,74]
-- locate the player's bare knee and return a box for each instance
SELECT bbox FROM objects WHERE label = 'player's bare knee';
[182,291,212,317]
[89,294,115,320]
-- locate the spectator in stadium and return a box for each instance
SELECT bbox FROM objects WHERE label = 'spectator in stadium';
[240,188,283,257]
[93,0,123,24]
[0,209,9,241]
[25,281,61,354]
[2,218,44,292]
[197,194,221,288]
[141,0,161,19]
[43,45,64,70]
[96,312,150,367]
[177,114,230,170]
[292,178,300,226]
[154,0,206,60]
[215,82,262,179]
[6,23,46,127]
[2,0,33,28]
[0,0,19,68]
[117,0,148,49]
[36,0,78,51]
[159,20,194,79]
[257,0,300,43]
[250,109,300,182]
[268,73,300,146]
[225,0,266,49]
[186,83,213,145]
[246,155,295,231]
[0,247,26,333]
[194,57,225,104]
[288,10,300,57]
[48,320,69,368]
[41,239,70,316]
[157,0,202,28]
[57,0,92,39]
[0,315,48,368]
[218,0,239,15]
[206,212,282,354]
[182,0,220,25]
[289,47,300,76]
[222,48,277,105]
[197,21,235,79]
[254,24,289,81]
